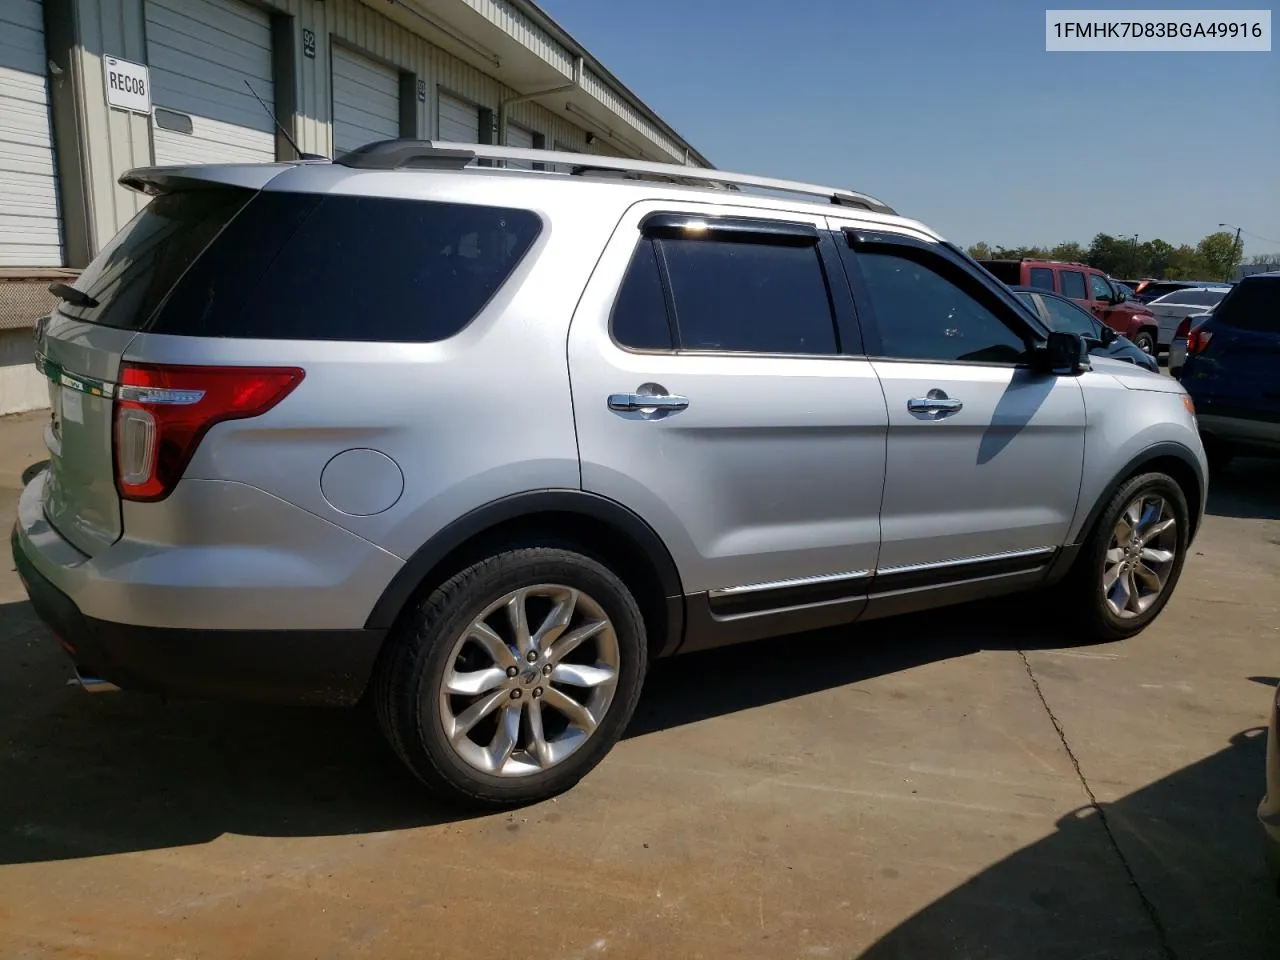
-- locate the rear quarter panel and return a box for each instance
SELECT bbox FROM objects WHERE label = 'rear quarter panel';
[124,175,632,564]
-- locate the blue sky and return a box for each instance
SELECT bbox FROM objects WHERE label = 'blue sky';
[539,0,1280,256]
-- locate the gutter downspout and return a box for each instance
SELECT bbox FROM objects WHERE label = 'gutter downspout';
[498,56,582,150]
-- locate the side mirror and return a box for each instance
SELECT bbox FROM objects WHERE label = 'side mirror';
[1032,331,1089,375]
[1098,325,1118,345]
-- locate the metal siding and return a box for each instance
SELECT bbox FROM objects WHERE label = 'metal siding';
[580,67,683,161]
[331,45,400,154]
[457,0,572,77]
[145,0,276,165]
[0,0,63,265]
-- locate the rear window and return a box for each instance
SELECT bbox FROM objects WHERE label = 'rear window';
[1213,277,1280,333]
[977,261,1021,284]
[56,189,253,329]
[71,189,542,342]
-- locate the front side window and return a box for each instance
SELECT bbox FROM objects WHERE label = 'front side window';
[1088,273,1114,302]
[855,247,1028,365]
[1028,267,1055,291]
[1060,270,1087,300]
[659,238,838,355]
[1040,294,1100,337]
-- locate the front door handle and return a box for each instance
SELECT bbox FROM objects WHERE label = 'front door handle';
[907,389,963,419]
[608,393,690,412]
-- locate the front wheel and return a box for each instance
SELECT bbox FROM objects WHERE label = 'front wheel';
[1131,330,1157,355]
[1063,472,1189,641]
[373,547,647,807]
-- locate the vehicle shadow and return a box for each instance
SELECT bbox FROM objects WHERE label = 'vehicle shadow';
[859,726,1280,960]
[1207,457,1280,521]
[0,591,1084,867]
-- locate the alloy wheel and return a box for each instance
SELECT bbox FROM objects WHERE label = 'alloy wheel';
[438,585,620,777]
[1102,494,1178,619]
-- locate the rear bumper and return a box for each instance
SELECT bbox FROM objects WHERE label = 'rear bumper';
[13,524,385,705]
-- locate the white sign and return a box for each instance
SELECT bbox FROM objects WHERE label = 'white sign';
[103,56,151,113]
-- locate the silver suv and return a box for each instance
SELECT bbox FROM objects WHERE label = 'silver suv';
[13,141,1207,806]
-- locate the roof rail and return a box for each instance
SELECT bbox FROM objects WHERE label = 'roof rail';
[333,139,896,215]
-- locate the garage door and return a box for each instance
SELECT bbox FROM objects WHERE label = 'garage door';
[332,46,400,156]
[145,0,275,166]
[438,92,479,143]
[0,0,62,266]
[505,122,534,170]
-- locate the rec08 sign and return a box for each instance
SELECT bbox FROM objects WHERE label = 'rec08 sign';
[103,56,151,113]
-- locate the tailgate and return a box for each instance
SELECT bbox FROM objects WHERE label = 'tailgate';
[35,312,137,555]
[29,180,259,557]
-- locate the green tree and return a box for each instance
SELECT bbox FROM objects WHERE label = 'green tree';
[1197,231,1243,281]
[1164,245,1206,280]
[1048,242,1084,263]
[1086,233,1127,276]
[967,241,991,260]
[1143,239,1174,278]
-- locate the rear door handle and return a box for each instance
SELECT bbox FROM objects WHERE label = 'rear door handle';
[608,393,690,412]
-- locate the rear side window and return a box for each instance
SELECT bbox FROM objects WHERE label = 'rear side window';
[1213,278,1280,332]
[55,189,253,329]
[1028,267,1055,291]
[103,191,541,341]
[662,239,838,354]
[1060,270,1087,299]
[611,240,673,350]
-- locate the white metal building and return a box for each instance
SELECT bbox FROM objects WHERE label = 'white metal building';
[0,0,708,413]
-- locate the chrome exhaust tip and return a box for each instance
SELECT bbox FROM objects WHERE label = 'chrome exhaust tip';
[67,669,120,694]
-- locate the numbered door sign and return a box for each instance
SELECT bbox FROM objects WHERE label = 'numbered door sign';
[103,56,151,113]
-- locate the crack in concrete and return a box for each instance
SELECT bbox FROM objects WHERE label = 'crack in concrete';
[1017,649,1178,960]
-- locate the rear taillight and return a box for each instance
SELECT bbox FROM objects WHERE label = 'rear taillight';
[1186,328,1214,357]
[113,363,304,502]
[1174,316,1192,340]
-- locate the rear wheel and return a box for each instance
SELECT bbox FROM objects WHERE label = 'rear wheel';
[373,547,647,807]
[1063,472,1189,641]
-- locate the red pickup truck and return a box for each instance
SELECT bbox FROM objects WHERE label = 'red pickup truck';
[978,259,1160,355]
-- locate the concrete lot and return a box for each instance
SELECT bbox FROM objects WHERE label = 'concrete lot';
[0,406,1277,959]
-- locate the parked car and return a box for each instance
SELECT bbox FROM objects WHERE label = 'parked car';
[14,141,1207,807]
[1168,313,1213,379]
[1180,272,1280,471]
[1146,286,1229,349]
[1131,279,1231,305]
[979,259,1160,354]
[1012,286,1158,372]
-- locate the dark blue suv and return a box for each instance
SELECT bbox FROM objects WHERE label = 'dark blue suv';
[1180,272,1280,472]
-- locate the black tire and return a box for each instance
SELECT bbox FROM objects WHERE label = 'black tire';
[1062,472,1190,641]
[373,547,647,807]
[1131,330,1157,355]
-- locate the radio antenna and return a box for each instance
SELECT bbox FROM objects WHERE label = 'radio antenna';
[245,80,325,161]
